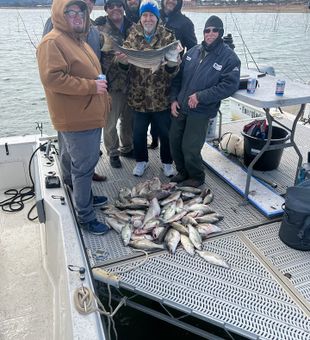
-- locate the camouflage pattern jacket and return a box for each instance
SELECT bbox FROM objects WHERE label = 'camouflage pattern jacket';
[95,16,132,93]
[123,23,178,112]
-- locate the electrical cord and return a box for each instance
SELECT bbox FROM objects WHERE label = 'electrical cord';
[0,142,48,220]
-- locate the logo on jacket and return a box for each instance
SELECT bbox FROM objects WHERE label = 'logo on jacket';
[186,56,191,61]
[213,63,222,71]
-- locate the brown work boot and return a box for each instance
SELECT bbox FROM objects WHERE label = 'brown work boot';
[92,172,107,182]
[170,173,188,183]
[180,178,204,188]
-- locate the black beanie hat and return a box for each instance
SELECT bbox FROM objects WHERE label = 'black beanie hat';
[104,0,124,10]
[204,15,224,37]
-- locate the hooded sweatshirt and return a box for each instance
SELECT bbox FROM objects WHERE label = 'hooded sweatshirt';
[160,0,197,51]
[37,0,111,132]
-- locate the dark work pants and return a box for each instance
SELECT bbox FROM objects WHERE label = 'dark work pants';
[133,109,172,163]
[169,112,209,181]
[150,121,159,143]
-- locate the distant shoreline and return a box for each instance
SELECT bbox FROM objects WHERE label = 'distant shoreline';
[0,3,309,13]
[184,3,309,13]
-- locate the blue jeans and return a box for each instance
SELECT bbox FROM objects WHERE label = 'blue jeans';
[133,110,172,163]
[58,128,101,223]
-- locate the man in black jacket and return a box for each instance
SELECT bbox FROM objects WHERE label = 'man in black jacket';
[169,15,240,188]
[124,0,140,23]
[160,0,197,52]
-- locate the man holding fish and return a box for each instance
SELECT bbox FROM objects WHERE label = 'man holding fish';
[143,0,197,150]
[117,0,181,178]
[169,15,241,188]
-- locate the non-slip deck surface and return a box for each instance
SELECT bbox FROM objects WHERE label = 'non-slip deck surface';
[80,122,310,339]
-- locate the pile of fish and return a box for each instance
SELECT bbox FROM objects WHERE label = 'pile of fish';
[102,177,230,269]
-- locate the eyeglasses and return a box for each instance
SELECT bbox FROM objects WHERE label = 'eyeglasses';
[65,10,85,18]
[106,3,123,9]
[204,27,220,34]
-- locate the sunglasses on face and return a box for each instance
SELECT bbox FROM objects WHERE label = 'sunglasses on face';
[204,27,220,34]
[65,10,85,18]
[106,3,123,9]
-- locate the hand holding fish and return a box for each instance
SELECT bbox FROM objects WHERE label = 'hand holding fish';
[171,100,180,117]
[165,44,182,67]
[95,79,108,94]
[188,93,199,109]
[113,40,183,73]
[115,51,129,65]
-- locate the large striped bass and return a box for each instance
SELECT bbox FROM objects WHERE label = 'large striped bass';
[113,40,183,73]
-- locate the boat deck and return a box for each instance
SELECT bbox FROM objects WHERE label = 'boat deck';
[82,118,310,339]
[0,199,53,340]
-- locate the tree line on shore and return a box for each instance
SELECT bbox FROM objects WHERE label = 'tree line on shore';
[0,0,308,7]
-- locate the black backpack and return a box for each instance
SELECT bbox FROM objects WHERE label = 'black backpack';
[279,180,310,251]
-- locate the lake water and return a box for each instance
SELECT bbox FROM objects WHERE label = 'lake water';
[1,8,310,339]
[0,8,310,139]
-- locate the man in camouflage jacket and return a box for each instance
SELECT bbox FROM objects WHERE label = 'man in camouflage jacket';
[95,0,134,168]
[120,0,180,177]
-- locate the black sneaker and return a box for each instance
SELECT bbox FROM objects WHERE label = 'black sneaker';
[170,173,188,183]
[80,219,110,235]
[180,178,204,188]
[120,150,134,158]
[93,195,108,207]
[110,155,122,168]
[147,141,158,149]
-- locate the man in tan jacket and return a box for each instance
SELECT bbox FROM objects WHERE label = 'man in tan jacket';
[37,0,111,235]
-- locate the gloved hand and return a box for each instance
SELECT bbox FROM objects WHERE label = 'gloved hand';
[165,48,180,64]
[165,43,183,67]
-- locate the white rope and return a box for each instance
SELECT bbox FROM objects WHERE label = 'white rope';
[72,250,149,338]
[73,284,127,340]
[73,284,127,317]
[110,249,149,274]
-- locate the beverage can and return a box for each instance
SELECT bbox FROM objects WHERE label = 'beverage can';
[297,163,310,184]
[275,79,285,96]
[97,74,106,81]
[247,78,257,94]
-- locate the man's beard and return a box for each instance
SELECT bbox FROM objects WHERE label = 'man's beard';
[143,23,156,35]
[74,26,84,33]
[129,5,138,11]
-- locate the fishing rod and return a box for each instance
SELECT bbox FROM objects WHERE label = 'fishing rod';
[17,10,38,50]
[229,12,261,73]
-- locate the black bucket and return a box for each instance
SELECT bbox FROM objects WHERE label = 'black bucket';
[242,126,290,171]
[279,216,310,251]
[279,179,310,251]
